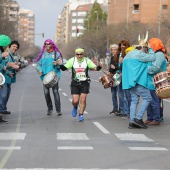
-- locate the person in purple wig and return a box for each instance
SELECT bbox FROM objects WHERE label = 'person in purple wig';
[35,39,63,116]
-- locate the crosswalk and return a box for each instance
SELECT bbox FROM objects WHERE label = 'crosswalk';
[0,132,168,151]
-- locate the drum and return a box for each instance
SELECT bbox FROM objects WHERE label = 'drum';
[112,72,122,87]
[0,73,5,88]
[43,71,58,88]
[100,73,113,89]
[153,71,170,99]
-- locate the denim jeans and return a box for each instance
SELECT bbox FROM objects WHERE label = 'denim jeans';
[110,86,118,111]
[43,82,61,112]
[129,85,152,122]
[147,90,161,122]
[0,84,11,112]
[123,89,131,115]
[118,84,131,114]
[118,83,124,113]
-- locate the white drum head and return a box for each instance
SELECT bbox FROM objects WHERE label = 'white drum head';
[43,71,55,84]
[0,73,5,85]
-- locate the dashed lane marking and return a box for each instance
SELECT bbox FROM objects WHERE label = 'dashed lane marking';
[0,133,26,140]
[0,147,21,150]
[57,146,93,150]
[57,133,89,140]
[129,147,168,151]
[93,122,110,134]
[115,133,154,142]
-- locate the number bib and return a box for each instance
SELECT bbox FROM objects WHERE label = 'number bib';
[76,72,87,81]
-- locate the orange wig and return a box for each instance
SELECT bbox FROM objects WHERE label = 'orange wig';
[149,38,165,53]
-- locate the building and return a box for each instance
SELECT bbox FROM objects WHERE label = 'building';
[0,0,19,39]
[108,0,170,25]
[18,9,35,46]
[56,0,108,44]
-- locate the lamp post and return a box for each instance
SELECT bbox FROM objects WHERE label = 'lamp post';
[158,0,162,37]
[94,11,98,31]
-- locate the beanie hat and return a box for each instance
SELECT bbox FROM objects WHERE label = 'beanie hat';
[0,35,11,47]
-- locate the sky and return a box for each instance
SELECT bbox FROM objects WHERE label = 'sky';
[16,0,69,47]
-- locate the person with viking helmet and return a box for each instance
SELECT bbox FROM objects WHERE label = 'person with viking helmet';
[0,34,11,123]
[122,31,158,129]
[60,47,103,122]
[144,38,167,125]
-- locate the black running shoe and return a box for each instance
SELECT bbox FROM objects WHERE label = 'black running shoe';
[0,118,8,124]
[109,110,119,114]
[132,118,148,129]
[128,122,141,129]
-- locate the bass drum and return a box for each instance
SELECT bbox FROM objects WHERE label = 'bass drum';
[0,73,5,87]
[153,71,170,99]
[43,71,58,88]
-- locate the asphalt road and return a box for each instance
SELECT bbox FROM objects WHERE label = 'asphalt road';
[0,65,170,170]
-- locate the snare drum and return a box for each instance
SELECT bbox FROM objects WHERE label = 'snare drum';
[43,71,58,88]
[153,71,170,99]
[100,73,113,89]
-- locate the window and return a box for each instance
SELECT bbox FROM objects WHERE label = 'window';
[72,19,76,23]
[133,4,139,13]
[72,12,76,16]
[162,5,168,10]
[77,12,86,16]
[134,4,139,10]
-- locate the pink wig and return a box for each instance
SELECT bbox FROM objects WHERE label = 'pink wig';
[35,39,63,62]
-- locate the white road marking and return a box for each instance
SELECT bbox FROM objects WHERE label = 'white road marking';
[93,122,110,134]
[57,146,93,150]
[0,133,26,140]
[129,147,168,151]
[1,168,160,170]
[69,98,72,102]
[115,133,154,142]
[0,147,21,150]
[62,92,67,96]
[57,133,89,140]
[163,99,170,102]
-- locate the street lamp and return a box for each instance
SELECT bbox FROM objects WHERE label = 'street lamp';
[158,0,162,37]
[94,11,98,30]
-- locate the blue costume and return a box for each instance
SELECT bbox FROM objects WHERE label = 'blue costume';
[36,50,62,115]
[122,49,156,127]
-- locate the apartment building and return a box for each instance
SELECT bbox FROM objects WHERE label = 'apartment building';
[108,0,170,25]
[0,0,19,38]
[56,0,108,44]
[18,9,35,46]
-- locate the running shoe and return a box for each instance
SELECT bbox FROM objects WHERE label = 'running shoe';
[78,114,84,122]
[72,107,77,117]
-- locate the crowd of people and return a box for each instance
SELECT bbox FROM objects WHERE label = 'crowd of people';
[108,34,168,129]
[0,33,169,129]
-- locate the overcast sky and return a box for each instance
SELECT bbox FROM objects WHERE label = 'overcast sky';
[16,0,68,47]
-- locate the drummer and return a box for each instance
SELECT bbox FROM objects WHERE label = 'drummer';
[60,47,103,122]
[35,39,63,116]
[145,38,167,125]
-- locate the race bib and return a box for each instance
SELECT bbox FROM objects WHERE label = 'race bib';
[76,72,87,81]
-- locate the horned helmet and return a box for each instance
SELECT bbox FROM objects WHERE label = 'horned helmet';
[137,31,148,47]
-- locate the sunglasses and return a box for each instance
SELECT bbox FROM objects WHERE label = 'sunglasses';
[76,53,83,56]
[44,43,51,45]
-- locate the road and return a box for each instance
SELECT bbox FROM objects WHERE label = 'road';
[0,65,170,170]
